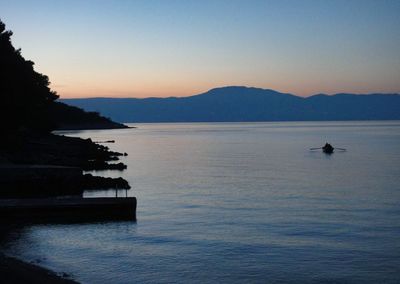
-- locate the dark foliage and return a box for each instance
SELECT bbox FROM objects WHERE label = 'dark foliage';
[0,19,126,133]
[50,102,127,130]
[0,19,58,133]
[0,19,130,196]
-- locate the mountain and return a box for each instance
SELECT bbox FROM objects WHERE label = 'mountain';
[61,86,400,123]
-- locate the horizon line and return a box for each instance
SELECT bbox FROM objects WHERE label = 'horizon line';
[58,86,400,100]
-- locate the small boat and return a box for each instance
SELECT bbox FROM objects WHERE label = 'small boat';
[310,143,345,154]
[322,143,334,154]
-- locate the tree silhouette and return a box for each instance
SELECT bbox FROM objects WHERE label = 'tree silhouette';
[0,19,126,134]
[1,19,59,133]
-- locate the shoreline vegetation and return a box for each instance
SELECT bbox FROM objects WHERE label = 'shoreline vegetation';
[0,19,132,282]
[0,17,131,197]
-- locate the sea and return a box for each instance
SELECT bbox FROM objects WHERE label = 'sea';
[2,121,400,283]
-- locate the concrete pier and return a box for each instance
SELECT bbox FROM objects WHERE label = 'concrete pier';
[0,197,136,222]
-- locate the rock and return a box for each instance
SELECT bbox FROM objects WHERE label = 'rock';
[82,174,131,190]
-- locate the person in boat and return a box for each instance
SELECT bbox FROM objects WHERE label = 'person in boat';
[322,142,334,153]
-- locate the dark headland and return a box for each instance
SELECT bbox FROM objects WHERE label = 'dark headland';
[0,19,132,282]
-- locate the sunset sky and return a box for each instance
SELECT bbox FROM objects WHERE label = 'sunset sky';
[1,0,399,98]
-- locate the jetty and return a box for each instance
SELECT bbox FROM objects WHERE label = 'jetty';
[0,197,136,222]
[0,164,136,222]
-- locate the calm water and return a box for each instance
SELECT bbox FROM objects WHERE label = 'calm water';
[3,121,400,283]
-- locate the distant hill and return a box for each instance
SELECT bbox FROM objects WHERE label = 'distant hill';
[61,86,400,123]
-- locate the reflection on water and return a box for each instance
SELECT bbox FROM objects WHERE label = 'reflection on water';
[3,121,400,283]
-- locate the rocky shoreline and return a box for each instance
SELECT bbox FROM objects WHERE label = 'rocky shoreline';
[0,130,133,284]
[0,253,79,283]
[0,131,131,198]
[0,131,132,283]
[0,18,133,282]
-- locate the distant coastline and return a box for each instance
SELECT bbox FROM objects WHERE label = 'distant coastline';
[61,86,400,123]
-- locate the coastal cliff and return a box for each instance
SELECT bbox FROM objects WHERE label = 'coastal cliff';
[0,19,131,198]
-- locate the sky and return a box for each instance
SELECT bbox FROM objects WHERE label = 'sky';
[1,0,400,98]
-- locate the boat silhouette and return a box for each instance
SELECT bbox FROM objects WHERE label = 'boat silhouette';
[310,143,346,154]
